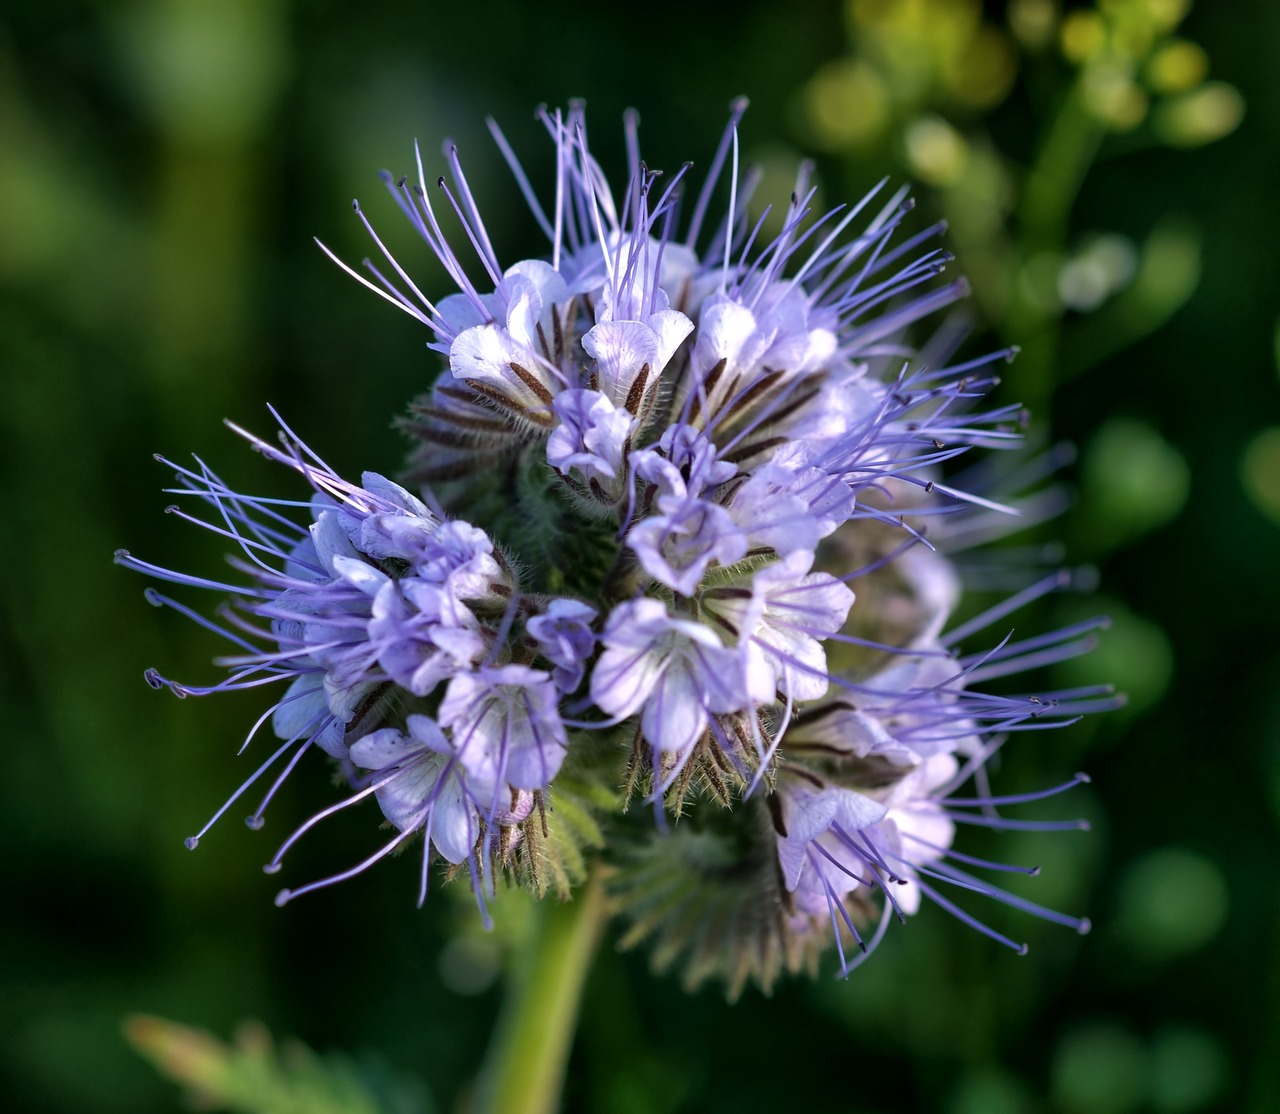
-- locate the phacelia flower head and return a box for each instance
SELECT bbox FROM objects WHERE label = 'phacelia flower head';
[121,99,1116,994]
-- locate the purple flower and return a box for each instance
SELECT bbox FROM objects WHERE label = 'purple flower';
[115,417,511,853]
[725,447,856,555]
[368,576,487,697]
[632,424,737,499]
[772,752,1093,975]
[440,665,569,802]
[581,268,693,416]
[415,519,512,606]
[117,419,442,776]
[702,550,856,703]
[527,598,598,693]
[626,497,748,597]
[624,426,747,594]
[774,781,888,909]
[351,715,481,866]
[120,101,1113,985]
[448,260,572,426]
[547,389,636,499]
[591,598,750,780]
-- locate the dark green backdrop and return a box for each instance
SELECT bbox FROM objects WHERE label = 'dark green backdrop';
[2,2,1275,1111]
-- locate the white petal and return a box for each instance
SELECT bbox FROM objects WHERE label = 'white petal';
[691,297,759,377]
[272,676,328,744]
[449,322,526,385]
[427,777,480,864]
[373,752,443,831]
[582,320,660,403]
[359,472,433,518]
[330,554,390,596]
[310,510,358,574]
[642,657,708,755]
[590,643,666,719]
[349,726,416,770]
[780,785,841,844]
[832,787,889,832]
[777,835,810,893]
[648,308,694,372]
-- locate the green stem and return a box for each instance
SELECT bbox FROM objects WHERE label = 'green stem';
[1019,82,1103,254]
[471,866,609,1114]
[1005,80,1105,424]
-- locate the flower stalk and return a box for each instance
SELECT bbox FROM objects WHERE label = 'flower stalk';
[472,864,610,1114]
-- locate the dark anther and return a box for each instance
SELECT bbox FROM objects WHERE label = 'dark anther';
[765,791,787,837]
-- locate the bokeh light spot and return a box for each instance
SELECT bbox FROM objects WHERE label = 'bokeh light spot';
[803,59,890,149]
[1081,417,1189,548]
[1148,1026,1230,1112]
[1153,82,1245,147]
[903,115,969,186]
[1051,1022,1146,1113]
[1115,847,1228,959]
[1241,427,1280,525]
[948,1067,1032,1114]
[1145,39,1209,94]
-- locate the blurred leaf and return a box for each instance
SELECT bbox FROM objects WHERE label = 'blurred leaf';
[1051,1021,1146,1114]
[1144,39,1209,94]
[1056,597,1173,719]
[800,58,890,149]
[948,1068,1034,1114]
[1080,64,1149,132]
[1241,427,1280,525]
[1060,10,1107,64]
[1007,0,1057,52]
[110,0,291,145]
[1057,233,1137,312]
[1079,418,1189,551]
[436,932,505,997]
[1114,847,1229,960]
[1148,1026,1230,1113]
[903,114,969,186]
[1127,220,1201,315]
[1152,82,1245,148]
[1065,221,1200,375]
[124,1016,430,1114]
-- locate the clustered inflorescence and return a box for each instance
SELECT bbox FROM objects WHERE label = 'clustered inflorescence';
[119,100,1112,995]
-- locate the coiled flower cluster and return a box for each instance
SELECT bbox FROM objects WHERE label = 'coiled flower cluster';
[119,100,1112,993]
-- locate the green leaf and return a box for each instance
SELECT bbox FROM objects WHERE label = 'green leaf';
[609,796,832,1000]
[511,731,619,900]
[1079,418,1189,552]
[1241,427,1280,525]
[1064,221,1200,376]
[124,1016,430,1114]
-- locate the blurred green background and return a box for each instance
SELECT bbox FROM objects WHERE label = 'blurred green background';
[2,1,1276,1111]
